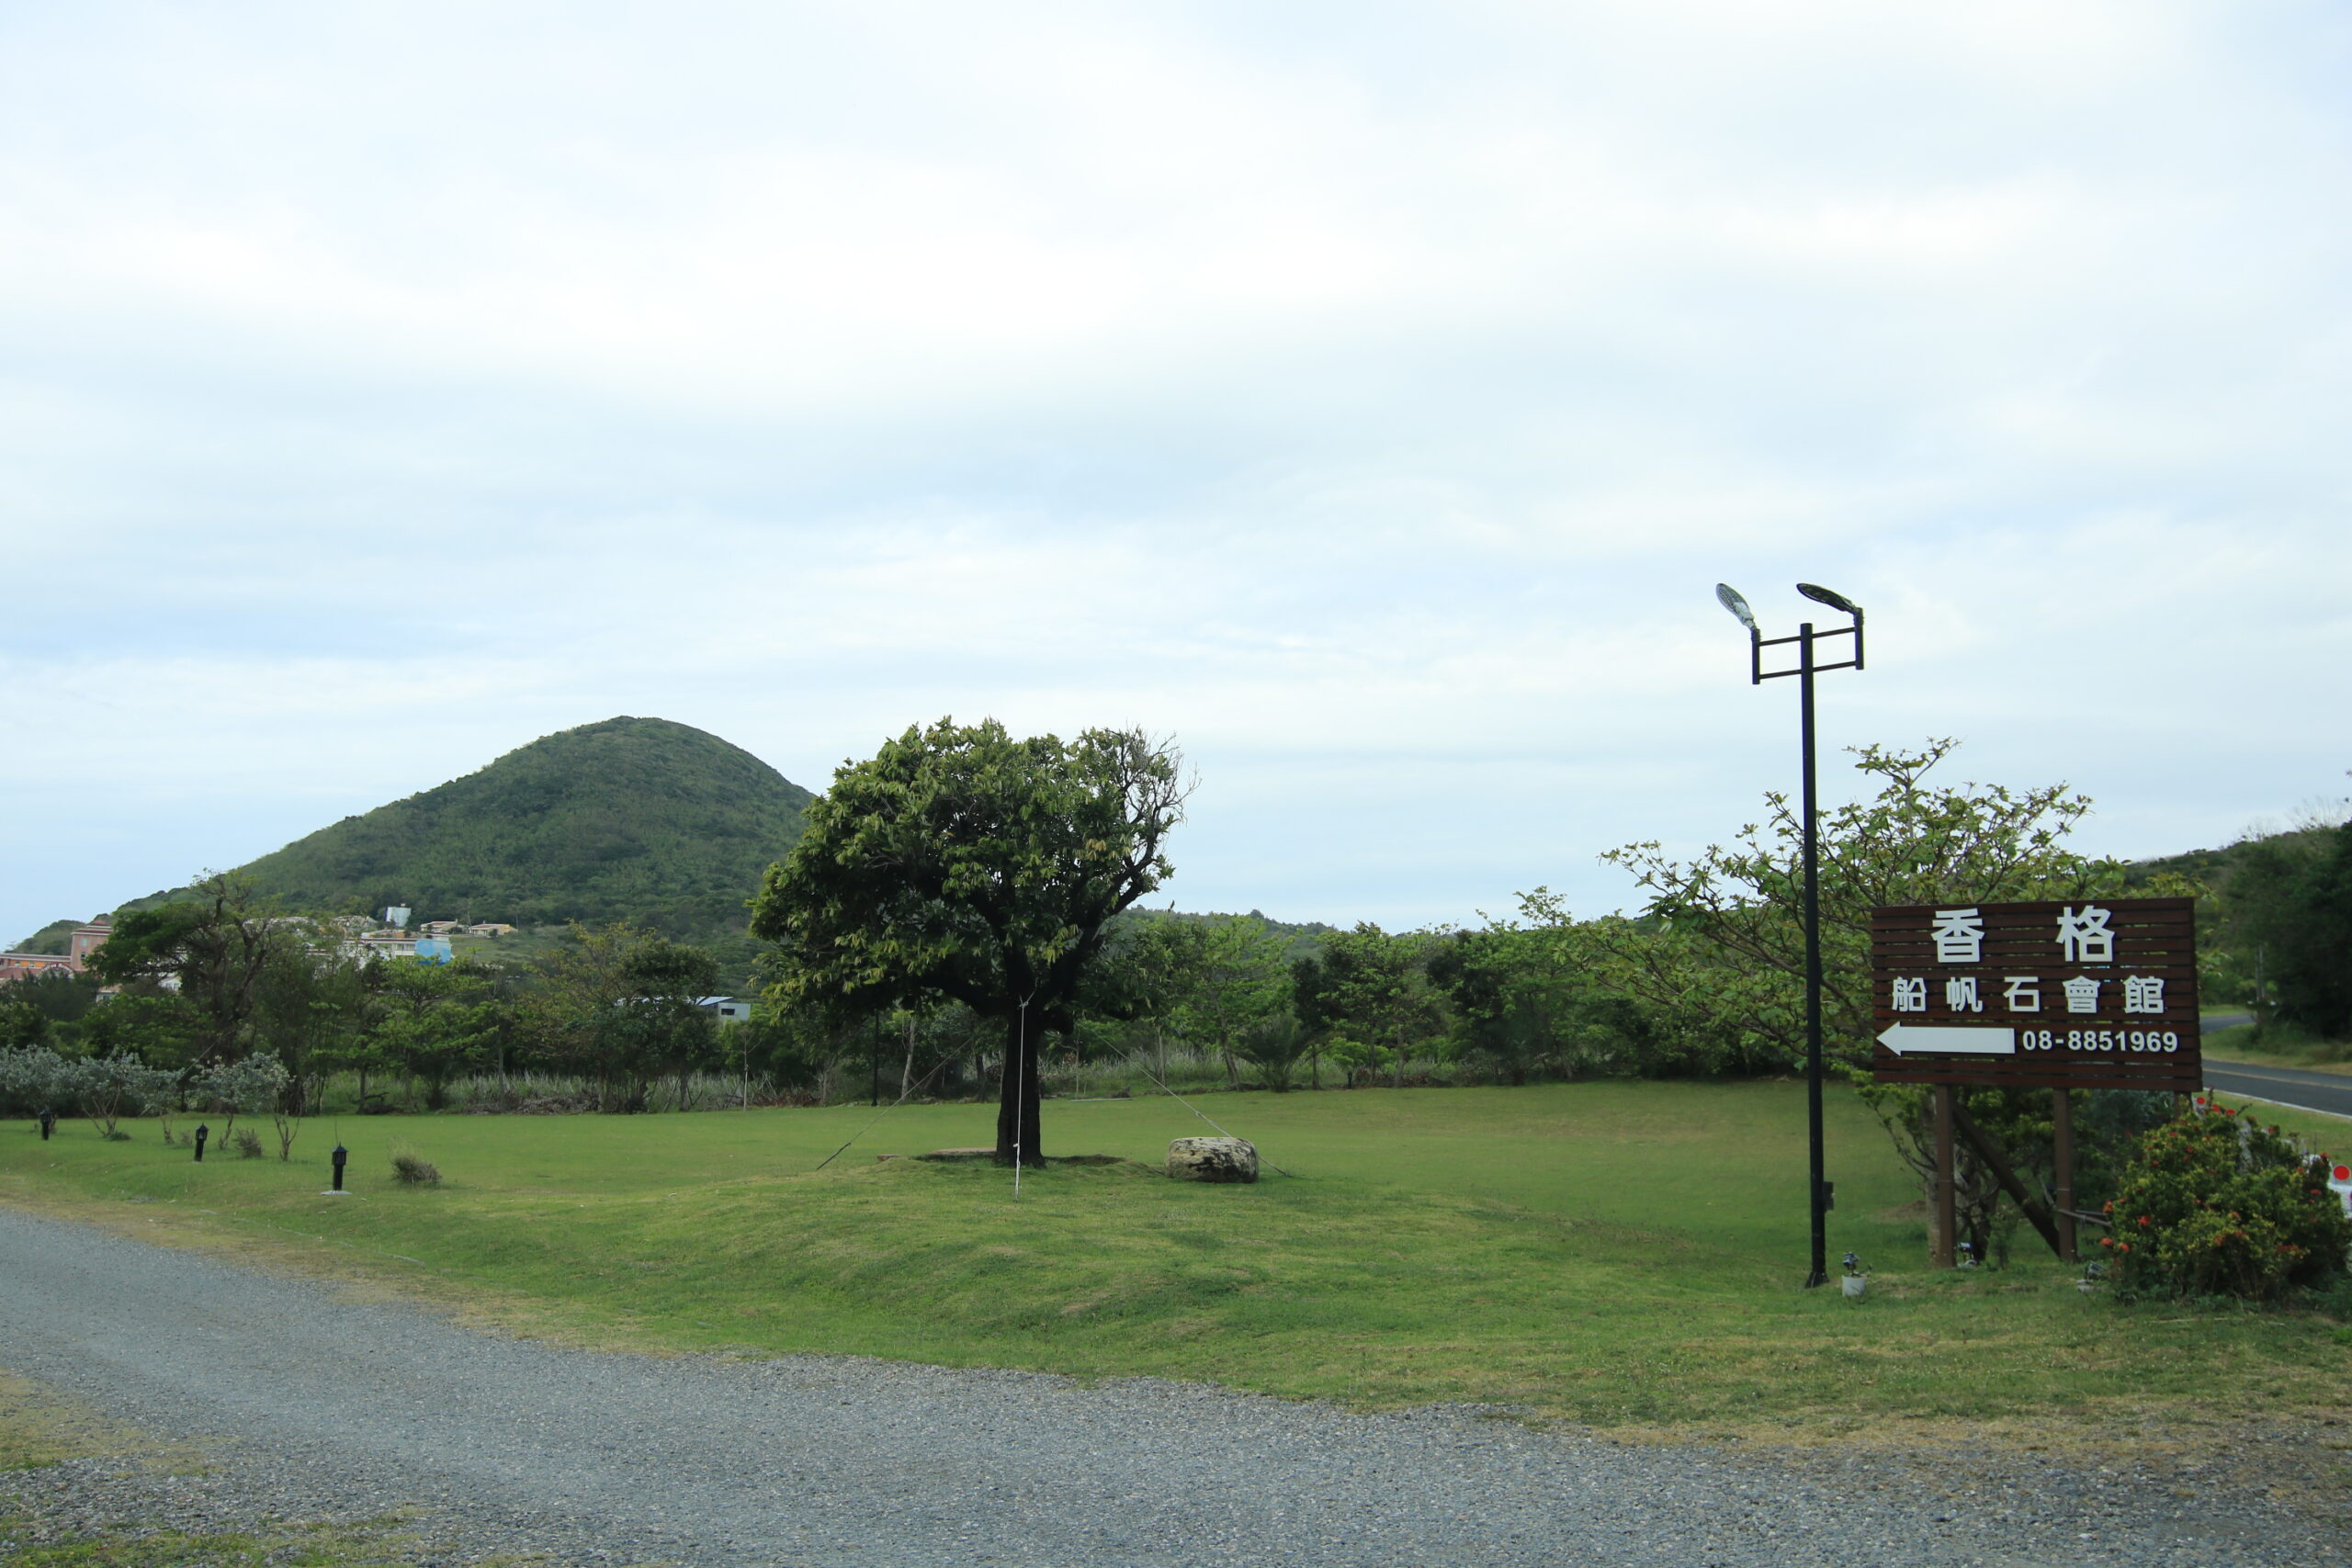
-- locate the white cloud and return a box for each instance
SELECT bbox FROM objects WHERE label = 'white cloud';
[2,1,2347,940]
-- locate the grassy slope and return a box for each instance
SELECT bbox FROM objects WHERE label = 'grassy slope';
[6,1081,2349,1448]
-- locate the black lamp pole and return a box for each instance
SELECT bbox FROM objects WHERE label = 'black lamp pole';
[1718,581,1865,1290]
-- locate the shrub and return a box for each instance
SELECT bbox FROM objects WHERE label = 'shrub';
[2104,1102,2352,1302]
[232,1127,263,1159]
[390,1152,441,1186]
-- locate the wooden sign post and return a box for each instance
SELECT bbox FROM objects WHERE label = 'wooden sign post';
[1870,897,2199,1266]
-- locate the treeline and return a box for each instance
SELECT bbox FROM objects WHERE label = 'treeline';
[0,876,841,1121]
[17,741,2334,1174]
[2148,806,2352,1043]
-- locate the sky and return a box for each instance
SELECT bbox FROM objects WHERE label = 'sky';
[4,1,2348,944]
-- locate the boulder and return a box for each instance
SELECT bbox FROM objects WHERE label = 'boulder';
[1167,1136,1259,1184]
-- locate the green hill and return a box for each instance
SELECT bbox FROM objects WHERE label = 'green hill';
[228,716,815,939]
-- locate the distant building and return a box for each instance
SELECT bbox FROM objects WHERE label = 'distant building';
[67,917,110,964]
[0,953,79,985]
[0,915,111,986]
[466,923,517,937]
[419,919,464,934]
[698,997,754,1024]
[351,931,420,961]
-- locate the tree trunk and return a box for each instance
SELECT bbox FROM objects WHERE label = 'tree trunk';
[900,1014,916,1100]
[993,1011,1045,1167]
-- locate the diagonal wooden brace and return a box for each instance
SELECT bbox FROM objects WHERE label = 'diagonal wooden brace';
[1950,1100,2066,1259]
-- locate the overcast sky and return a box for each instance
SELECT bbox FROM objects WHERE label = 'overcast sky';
[4,1,2347,943]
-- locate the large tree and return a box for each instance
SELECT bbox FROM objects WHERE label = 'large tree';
[2222,818,2352,1037]
[89,874,291,1067]
[751,718,1189,1165]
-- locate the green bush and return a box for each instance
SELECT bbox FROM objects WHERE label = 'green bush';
[2104,1103,2352,1302]
[390,1151,441,1186]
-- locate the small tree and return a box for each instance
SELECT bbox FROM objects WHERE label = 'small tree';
[62,1055,142,1138]
[617,938,721,1112]
[1594,739,2197,1242]
[1291,925,1445,1088]
[520,923,653,1111]
[368,960,500,1111]
[0,1046,71,1122]
[123,1062,187,1144]
[190,1054,291,1142]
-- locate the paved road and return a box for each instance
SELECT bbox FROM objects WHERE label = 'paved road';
[0,1204,2337,1566]
[2203,1060,2352,1121]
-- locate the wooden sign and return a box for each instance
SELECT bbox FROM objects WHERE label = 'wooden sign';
[1869,897,2199,1090]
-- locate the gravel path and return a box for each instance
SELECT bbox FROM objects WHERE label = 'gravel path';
[0,1203,2341,1566]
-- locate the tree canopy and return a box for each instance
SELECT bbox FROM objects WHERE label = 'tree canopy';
[750,718,1189,1162]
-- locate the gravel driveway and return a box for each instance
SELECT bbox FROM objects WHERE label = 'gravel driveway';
[0,1203,2339,1566]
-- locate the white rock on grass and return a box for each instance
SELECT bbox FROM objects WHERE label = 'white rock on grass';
[1167,1135,1259,1184]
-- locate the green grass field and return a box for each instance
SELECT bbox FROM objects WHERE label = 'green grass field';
[6,1081,2350,1449]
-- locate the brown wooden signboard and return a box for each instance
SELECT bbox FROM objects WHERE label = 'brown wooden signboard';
[1870,897,2199,1092]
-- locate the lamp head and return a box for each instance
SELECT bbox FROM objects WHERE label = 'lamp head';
[1795,581,1861,617]
[1714,583,1758,632]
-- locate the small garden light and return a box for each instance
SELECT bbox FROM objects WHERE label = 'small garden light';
[193,1123,209,1162]
[38,1109,55,1142]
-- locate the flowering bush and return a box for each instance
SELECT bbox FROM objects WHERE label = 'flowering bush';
[2103,1103,2352,1302]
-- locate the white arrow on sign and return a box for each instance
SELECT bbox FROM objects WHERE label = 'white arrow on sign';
[1877,1023,2017,1055]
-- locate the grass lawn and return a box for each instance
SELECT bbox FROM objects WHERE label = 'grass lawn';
[5,1080,2351,1451]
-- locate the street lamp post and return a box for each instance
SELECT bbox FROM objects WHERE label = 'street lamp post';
[1716,581,1866,1289]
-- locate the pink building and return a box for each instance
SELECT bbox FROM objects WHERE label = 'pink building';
[0,915,110,986]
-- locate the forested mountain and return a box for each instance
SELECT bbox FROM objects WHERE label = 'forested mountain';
[220,716,815,938]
